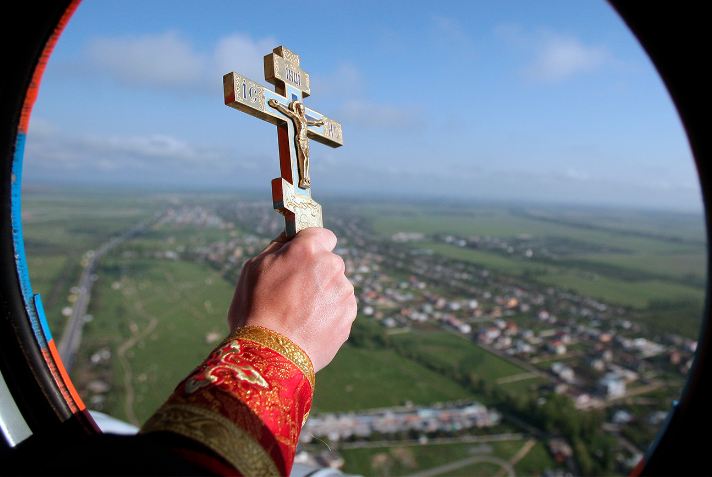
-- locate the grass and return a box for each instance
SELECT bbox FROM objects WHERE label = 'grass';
[23,193,160,332]
[638,301,704,340]
[139,224,235,248]
[313,344,473,413]
[339,439,558,477]
[421,241,542,275]
[339,441,500,477]
[417,241,704,309]
[82,255,234,425]
[19,191,704,476]
[389,330,528,386]
[371,204,705,307]
[453,461,504,476]
[537,271,704,309]
[515,441,558,476]
[497,377,547,396]
[369,207,701,255]
[581,252,706,281]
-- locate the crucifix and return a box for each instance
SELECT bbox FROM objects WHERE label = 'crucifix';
[223,46,344,238]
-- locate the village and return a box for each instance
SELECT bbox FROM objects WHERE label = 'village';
[157,203,695,443]
[65,200,698,475]
[302,401,501,444]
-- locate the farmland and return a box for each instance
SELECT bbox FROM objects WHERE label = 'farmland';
[21,189,705,476]
[367,203,705,325]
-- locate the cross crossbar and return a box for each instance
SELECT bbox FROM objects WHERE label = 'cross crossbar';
[223,46,344,237]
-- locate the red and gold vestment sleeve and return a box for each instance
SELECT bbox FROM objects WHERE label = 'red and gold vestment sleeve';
[141,326,315,476]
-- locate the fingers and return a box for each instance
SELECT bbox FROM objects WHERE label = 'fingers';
[328,253,346,276]
[294,227,337,252]
[258,232,288,256]
[271,232,288,244]
[343,285,357,322]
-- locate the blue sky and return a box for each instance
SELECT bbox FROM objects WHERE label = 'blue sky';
[24,0,702,210]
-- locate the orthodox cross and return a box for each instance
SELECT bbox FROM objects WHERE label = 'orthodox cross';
[223,46,344,237]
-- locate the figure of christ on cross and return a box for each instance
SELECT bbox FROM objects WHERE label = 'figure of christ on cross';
[222,45,343,237]
[268,99,325,189]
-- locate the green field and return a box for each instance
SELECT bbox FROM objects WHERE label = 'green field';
[79,253,235,424]
[421,241,544,275]
[339,439,557,476]
[314,344,473,413]
[20,190,705,476]
[390,330,528,386]
[580,252,705,281]
[367,206,703,254]
[23,191,159,330]
[367,204,705,319]
[422,240,704,308]
[538,270,703,309]
[497,376,548,396]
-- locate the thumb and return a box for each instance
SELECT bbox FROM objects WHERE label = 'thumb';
[292,227,337,252]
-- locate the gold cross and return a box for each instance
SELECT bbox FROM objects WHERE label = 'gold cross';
[223,46,344,237]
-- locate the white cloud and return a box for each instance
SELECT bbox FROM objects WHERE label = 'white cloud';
[23,118,251,180]
[496,25,609,83]
[22,119,700,210]
[81,30,423,136]
[85,31,277,92]
[526,33,608,82]
[87,31,204,89]
[213,33,278,82]
[313,62,363,99]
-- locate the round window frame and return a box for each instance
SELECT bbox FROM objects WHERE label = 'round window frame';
[0,2,709,474]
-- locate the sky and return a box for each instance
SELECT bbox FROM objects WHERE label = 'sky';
[23,0,703,211]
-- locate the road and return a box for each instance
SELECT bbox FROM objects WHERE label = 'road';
[57,212,163,372]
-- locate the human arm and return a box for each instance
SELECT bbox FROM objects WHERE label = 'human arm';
[307,118,325,127]
[141,228,356,475]
[268,99,298,122]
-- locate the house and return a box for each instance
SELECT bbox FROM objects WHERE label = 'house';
[599,372,626,398]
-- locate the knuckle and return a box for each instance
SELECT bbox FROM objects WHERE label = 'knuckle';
[310,227,337,251]
[345,280,355,297]
[322,228,337,244]
[331,254,346,274]
[342,319,354,340]
[250,255,267,269]
[259,254,276,269]
[341,288,357,315]
[289,239,313,257]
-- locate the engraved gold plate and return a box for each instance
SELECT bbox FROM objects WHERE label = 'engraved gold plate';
[272,178,323,236]
[264,48,311,97]
[223,73,266,117]
[223,46,343,236]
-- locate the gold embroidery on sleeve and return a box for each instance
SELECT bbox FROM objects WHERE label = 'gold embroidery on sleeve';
[185,341,269,394]
[141,404,280,477]
[228,325,315,389]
